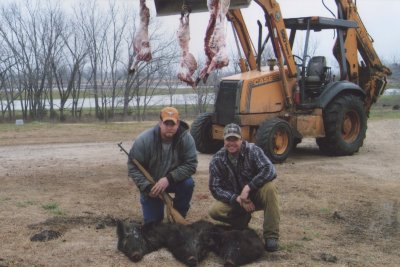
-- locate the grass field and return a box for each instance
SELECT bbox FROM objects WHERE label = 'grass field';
[0,93,398,126]
[369,94,400,119]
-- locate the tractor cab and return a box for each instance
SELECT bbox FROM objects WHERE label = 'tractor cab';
[284,16,358,105]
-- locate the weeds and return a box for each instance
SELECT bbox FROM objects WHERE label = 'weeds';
[279,242,304,252]
[0,197,12,204]
[319,207,330,214]
[16,200,35,208]
[41,202,65,216]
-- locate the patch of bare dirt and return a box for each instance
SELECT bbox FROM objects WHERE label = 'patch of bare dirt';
[0,119,399,267]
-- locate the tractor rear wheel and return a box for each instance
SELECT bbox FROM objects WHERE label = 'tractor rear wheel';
[255,118,293,163]
[317,94,367,155]
[190,113,223,154]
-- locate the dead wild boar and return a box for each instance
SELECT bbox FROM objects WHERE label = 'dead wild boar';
[116,219,166,262]
[165,220,215,266]
[211,226,265,267]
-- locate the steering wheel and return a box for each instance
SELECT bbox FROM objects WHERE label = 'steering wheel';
[293,55,304,67]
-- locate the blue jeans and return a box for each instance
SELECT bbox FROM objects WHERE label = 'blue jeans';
[140,177,194,224]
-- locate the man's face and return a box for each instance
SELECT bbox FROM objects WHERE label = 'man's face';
[159,120,179,140]
[224,136,242,155]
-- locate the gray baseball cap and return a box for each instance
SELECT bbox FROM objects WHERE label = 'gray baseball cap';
[223,123,242,139]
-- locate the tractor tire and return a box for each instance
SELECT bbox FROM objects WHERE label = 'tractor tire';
[317,94,367,156]
[190,113,223,154]
[255,118,293,163]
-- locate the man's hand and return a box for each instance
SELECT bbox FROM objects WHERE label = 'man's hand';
[149,177,169,198]
[243,201,255,212]
[236,185,255,212]
[237,197,255,212]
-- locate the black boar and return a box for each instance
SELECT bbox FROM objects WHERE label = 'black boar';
[211,226,265,267]
[116,219,166,262]
[164,220,215,266]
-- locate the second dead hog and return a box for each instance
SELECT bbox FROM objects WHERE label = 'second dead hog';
[211,225,265,267]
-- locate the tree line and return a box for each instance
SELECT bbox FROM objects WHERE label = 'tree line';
[0,0,226,123]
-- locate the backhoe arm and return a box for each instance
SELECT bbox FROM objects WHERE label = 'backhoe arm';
[254,0,297,77]
[229,0,297,76]
[227,9,257,72]
[336,0,391,110]
[336,0,391,75]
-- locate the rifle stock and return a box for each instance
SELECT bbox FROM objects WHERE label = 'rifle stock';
[118,142,188,225]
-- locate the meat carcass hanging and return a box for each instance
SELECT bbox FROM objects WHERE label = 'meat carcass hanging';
[129,0,152,75]
[177,14,198,88]
[197,0,230,84]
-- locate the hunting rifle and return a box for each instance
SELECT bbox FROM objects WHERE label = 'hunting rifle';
[117,142,188,225]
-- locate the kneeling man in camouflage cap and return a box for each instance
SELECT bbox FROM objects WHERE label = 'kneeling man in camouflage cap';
[208,123,280,252]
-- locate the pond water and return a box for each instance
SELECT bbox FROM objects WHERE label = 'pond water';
[1,93,214,111]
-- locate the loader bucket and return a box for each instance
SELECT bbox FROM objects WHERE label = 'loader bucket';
[153,0,251,16]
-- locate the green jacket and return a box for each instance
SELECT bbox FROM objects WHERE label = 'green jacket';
[128,120,198,192]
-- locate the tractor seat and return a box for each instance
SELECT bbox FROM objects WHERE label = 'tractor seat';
[304,56,327,97]
[306,56,327,83]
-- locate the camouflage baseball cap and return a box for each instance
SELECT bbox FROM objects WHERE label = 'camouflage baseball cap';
[223,123,242,139]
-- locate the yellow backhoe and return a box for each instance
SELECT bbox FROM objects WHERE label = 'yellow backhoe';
[154,0,391,162]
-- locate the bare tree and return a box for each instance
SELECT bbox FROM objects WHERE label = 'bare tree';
[103,0,130,121]
[123,14,178,121]
[39,4,67,121]
[0,3,35,120]
[0,1,67,121]
[191,53,219,114]
[132,35,177,121]
[55,19,89,121]
[1,0,222,122]
[163,50,180,106]
[0,46,18,121]
[74,0,112,120]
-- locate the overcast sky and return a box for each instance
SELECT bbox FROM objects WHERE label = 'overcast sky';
[5,0,399,64]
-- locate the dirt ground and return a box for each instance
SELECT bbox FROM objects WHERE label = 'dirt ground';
[0,119,399,267]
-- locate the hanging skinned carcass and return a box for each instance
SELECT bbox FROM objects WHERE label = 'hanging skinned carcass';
[196,0,230,85]
[129,0,152,75]
[176,13,198,88]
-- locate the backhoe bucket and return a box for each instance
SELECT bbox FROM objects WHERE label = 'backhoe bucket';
[153,0,251,16]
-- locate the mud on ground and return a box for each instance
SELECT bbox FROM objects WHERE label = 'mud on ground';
[0,119,399,267]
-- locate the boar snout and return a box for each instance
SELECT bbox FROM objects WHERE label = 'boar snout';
[129,251,143,262]
[187,255,198,266]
